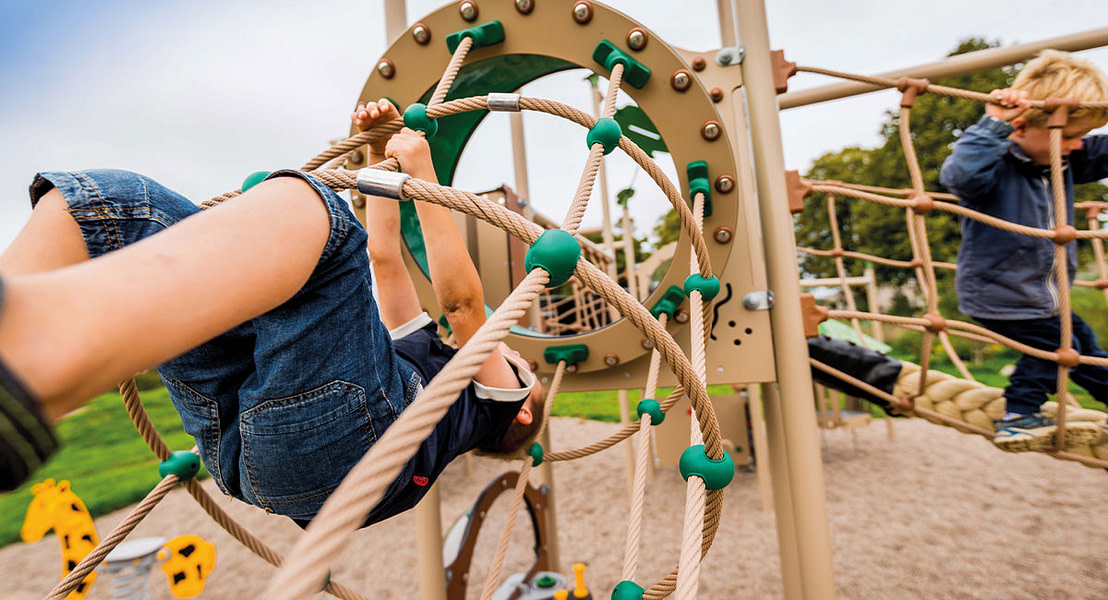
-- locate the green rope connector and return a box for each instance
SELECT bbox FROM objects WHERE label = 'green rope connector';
[612,580,645,600]
[586,117,622,155]
[527,442,544,467]
[403,102,438,138]
[524,229,581,288]
[686,161,713,217]
[678,444,734,490]
[241,171,271,193]
[446,20,505,53]
[684,274,720,301]
[544,343,589,366]
[592,41,651,89]
[158,451,200,481]
[649,285,686,319]
[636,398,665,426]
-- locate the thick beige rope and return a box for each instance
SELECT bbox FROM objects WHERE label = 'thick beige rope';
[429,35,473,107]
[562,62,624,235]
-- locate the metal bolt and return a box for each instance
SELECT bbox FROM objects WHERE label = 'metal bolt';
[713,226,733,244]
[515,0,534,14]
[709,87,724,102]
[412,24,431,44]
[528,360,539,372]
[691,57,707,71]
[640,337,654,350]
[459,1,478,21]
[376,59,395,79]
[627,28,647,50]
[572,1,592,24]
[565,363,578,373]
[671,70,691,92]
[715,174,735,194]
[717,47,736,65]
[674,309,690,324]
[604,353,620,367]
[351,194,366,209]
[701,121,721,141]
[350,149,364,164]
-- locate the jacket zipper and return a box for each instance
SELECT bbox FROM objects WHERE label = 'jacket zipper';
[1043,175,1061,315]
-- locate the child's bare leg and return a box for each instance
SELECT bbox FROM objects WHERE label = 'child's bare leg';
[0,177,330,420]
[0,190,91,274]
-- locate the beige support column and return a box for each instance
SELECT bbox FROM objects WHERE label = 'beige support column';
[617,389,636,503]
[587,76,623,322]
[415,482,447,600]
[736,1,837,598]
[537,425,561,572]
[864,263,883,342]
[510,111,544,331]
[746,385,774,513]
[762,384,803,599]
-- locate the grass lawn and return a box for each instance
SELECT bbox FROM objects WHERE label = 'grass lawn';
[0,385,207,548]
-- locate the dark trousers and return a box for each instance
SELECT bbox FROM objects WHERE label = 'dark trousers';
[976,313,1108,415]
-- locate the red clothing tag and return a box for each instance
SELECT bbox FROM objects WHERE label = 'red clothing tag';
[413,475,429,487]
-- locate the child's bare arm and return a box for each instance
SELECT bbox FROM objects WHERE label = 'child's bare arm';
[384,129,522,390]
[355,100,423,330]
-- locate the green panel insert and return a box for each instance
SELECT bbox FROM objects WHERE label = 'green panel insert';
[446,21,506,53]
[544,343,589,366]
[686,160,713,217]
[615,105,667,157]
[592,40,651,89]
[649,285,686,319]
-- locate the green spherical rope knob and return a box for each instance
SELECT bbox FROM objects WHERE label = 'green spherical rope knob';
[635,398,665,426]
[612,580,645,600]
[586,117,622,155]
[527,442,544,467]
[683,274,720,301]
[158,451,201,481]
[241,171,271,192]
[679,444,734,490]
[524,229,581,288]
[403,102,438,137]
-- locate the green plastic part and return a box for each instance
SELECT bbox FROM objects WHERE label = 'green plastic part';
[527,442,544,467]
[403,102,438,138]
[544,343,589,366]
[616,187,635,208]
[241,171,271,193]
[686,161,713,217]
[678,444,735,490]
[586,117,622,155]
[684,274,720,301]
[446,21,506,53]
[536,575,557,589]
[592,41,651,89]
[524,229,581,288]
[612,580,645,600]
[614,105,667,157]
[649,285,686,319]
[636,398,665,426]
[158,451,200,481]
[319,570,332,592]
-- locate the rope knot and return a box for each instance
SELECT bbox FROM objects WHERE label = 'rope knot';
[896,77,930,108]
[1043,97,1080,128]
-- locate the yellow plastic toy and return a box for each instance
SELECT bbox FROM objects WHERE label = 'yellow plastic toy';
[157,534,217,598]
[21,479,100,600]
[571,562,592,600]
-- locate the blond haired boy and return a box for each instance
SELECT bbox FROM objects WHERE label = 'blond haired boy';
[941,50,1108,451]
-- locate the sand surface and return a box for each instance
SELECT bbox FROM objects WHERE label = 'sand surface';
[4,417,1108,600]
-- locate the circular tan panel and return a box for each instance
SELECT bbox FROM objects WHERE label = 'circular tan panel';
[352,0,738,375]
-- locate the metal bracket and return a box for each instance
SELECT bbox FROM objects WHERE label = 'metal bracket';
[487,92,521,112]
[716,45,744,66]
[356,169,411,201]
[742,290,773,311]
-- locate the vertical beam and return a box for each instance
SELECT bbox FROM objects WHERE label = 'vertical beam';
[762,384,803,599]
[864,264,883,342]
[383,0,407,43]
[415,483,447,600]
[735,1,837,598]
[746,385,774,513]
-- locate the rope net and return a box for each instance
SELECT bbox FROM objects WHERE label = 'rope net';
[793,65,1108,469]
[43,39,726,600]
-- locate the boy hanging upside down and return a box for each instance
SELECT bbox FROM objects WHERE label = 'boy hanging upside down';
[0,98,545,526]
[940,51,1108,452]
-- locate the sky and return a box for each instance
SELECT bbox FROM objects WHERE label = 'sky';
[1,0,1106,252]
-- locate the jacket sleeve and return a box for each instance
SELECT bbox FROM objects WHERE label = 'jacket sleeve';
[1069,134,1108,184]
[940,114,1015,202]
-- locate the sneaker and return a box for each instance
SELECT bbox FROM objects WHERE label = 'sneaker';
[993,414,1057,452]
[993,414,1100,452]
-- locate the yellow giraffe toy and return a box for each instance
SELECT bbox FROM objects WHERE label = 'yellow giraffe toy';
[22,479,100,600]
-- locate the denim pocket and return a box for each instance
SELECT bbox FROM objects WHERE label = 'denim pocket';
[161,378,225,494]
[240,381,374,517]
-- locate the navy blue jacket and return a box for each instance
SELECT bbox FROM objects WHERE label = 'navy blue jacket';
[940,115,1108,320]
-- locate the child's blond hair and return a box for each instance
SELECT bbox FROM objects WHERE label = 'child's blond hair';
[1012,50,1108,127]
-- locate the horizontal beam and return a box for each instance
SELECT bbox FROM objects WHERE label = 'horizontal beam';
[780,27,1108,109]
[799,276,873,287]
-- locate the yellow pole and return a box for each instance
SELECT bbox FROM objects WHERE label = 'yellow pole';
[737,0,837,597]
